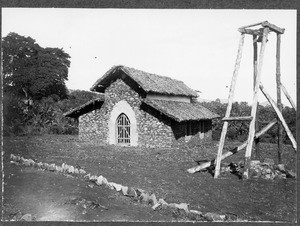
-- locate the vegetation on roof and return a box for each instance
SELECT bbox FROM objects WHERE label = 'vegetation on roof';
[143,99,219,122]
[64,96,105,118]
[90,65,198,97]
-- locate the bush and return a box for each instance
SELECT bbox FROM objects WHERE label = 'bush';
[3,93,79,136]
[201,100,296,144]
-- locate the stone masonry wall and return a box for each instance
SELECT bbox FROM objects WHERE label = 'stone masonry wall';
[79,79,175,148]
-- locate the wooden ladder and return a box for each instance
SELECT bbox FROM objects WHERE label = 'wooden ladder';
[213,22,296,179]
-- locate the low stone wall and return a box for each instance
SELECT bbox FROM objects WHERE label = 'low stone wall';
[10,154,230,222]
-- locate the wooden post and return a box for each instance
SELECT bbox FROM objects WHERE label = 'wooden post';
[187,119,277,174]
[214,33,245,179]
[243,28,269,179]
[253,34,260,160]
[276,33,283,163]
[259,83,297,151]
[280,83,296,110]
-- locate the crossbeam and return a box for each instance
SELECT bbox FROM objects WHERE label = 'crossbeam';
[222,116,253,121]
[238,21,285,34]
[238,28,263,36]
[261,21,285,34]
[239,21,267,29]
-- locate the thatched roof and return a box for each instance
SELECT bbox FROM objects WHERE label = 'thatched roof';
[64,96,105,118]
[90,65,198,97]
[142,99,219,122]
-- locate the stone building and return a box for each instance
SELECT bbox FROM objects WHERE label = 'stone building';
[65,65,219,148]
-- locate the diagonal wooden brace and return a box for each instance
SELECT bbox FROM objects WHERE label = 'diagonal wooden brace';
[187,119,277,174]
[259,83,297,151]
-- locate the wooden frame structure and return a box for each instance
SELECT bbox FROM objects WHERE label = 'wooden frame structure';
[188,21,296,179]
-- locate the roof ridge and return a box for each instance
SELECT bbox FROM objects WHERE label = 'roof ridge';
[121,65,185,83]
[91,65,198,97]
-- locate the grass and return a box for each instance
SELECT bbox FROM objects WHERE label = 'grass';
[3,134,297,222]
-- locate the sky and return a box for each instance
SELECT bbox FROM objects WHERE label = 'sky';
[2,8,297,106]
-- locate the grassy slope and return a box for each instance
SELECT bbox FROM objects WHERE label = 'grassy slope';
[3,135,297,222]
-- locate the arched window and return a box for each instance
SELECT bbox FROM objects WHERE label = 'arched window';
[116,113,131,145]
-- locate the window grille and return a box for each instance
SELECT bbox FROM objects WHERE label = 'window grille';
[116,113,131,144]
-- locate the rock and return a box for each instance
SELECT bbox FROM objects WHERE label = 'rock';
[175,203,189,213]
[121,186,128,196]
[250,169,259,178]
[275,173,286,179]
[265,168,272,174]
[127,187,137,197]
[102,177,108,185]
[135,188,145,197]
[20,214,32,221]
[96,176,103,185]
[79,169,86,174]
[158,198,168,206]
[106,182,114,190]
[84,173,91,179]
[37,162,43,168]
[56,166,63,172]
[49,164,56,171]
[152,202,161,210]
[74,168,79,174]
[110,182,122,191]
[238,161,244,168]
[152,199,168,210]
[270,173,276,180]
[265,174,271,179]
[140,192,149,203]
[89,175,98,181]
[190,209,203,216]
[276,164,285,172]
[11,211,23,221]
[204,212,226,221]
[87,184,94,188]
[221,166,231,173]
[10,154,16,160]
[148,194,157,205]
[65,174,74,179]
[250,160,260,168]
[23,160,31,167]
[68,166,75,174]
[15,155,21,162]
[286,170,296,179]
[168,203,177,208]
[64,164,70,172]
[10,161,19,165]
[43,163,49,169]
[263,158,275,166]
[28,159,35,166]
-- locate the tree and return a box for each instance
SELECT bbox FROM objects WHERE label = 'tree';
[2,32,71,100]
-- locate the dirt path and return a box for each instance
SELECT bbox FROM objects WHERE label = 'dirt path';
[3,162,172,221]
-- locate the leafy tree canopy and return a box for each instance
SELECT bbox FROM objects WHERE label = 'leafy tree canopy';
[2,32,71,100]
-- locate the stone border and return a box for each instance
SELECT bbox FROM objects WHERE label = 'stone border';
[10,154,233,222]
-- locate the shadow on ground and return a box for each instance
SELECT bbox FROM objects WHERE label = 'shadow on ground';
[3,161,172,221]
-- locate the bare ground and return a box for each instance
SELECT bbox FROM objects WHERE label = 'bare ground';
[2,135,297,222]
